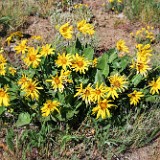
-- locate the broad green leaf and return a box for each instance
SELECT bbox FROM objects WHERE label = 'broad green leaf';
[131,74,143,86]
[15,112,31,127]
[119,56,130,72]
[97,53,108,70]
[0,106,6,115]
[108,49,118,63]
[95,69,104,84]
[83,47,94,60]
[66,46,77,54]
[102,63,109,78]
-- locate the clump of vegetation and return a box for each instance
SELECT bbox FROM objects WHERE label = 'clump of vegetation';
[0,1,160,159]
[124,0,160,24]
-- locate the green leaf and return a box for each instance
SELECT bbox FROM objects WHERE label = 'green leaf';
[66,46,77,54]
[83,47,94,60]
[119,56,130,72]
[95,69,104,84]
[131,74,144,86]
[102,63,109,78]
[97,53,108,70]
[66,110,79,119]
[145,95,158,102]
[15,112,31,127]
[0,106,6,115]
[108,49,118,63]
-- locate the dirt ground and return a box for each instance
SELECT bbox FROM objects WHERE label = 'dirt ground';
[0,1,160,160]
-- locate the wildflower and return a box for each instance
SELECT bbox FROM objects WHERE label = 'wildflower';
[14,39,28,54]
[0,54,7,66]
[60,70,72,83]
[128,90,144,106]
[92,99,116,119]
[106,87,119,100]
[108,0,114,3]
[71,53,90,74]
[92,58,98,68]
[18,74,30,88]
[40,44,55,57]
[108,74,128,92]
[136,59,151,76]
[23,47,41,68]
[41,100,60,117]
[91,83,107,102]
[77,20,95,36]
[0,65,6,76]
[136,44,152,61]
[55,53,72,70]
[31,35,42,41]
[46,75,64,92]
[9,67,16,76]
[59,22,73,39]
[74,83,94,104]
[22,80,43,100]
[0,86,10,106]
[116,39,129,53]
[148,78,160,95]
[6,31,23,45]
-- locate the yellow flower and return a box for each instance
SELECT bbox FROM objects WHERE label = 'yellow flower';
[0,65,6,76]
[106,87,119,100]
[59,22,73,39]
[46,75,64,92]
[117,0,122,3]
[136,59,151,76]
[136,44,152,61]
[14,39,28,54]
[0,87,10,107]
[116,39,129,53]
[60,70,72,83]
[108,74,128,92]
[23,47,41,68]
[41,100,60,117]
[9,67,16,76]
[22,80,43,100]
[148,78,160,95]
[77,20,95,36]
[92,99,116,119]
[5,31,23,45]
[71,53,90,74]
[55,53,72,70]
[18,74,30,88]
[91,83,107,102]
[40,44,55,57]
[31,35,42,41]
[128,90,144,106]
[92,58,98,68]
[108,0,114,3]
[74,83,94,104]
[0,54,7,66]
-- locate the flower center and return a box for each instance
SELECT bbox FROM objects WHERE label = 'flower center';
[113,80,120,88]
[77,61,84,67]
[0,90,5,97]
[28,84,35,92]
[84,89,90,96]
[100,102,107,110]
[61,58,67,64]
[29,55,36,61]
[54,77,60,85]
[95,89,101,95]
